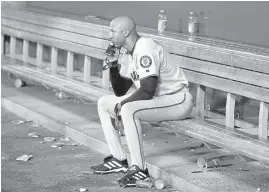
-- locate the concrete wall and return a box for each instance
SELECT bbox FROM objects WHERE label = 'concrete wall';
[27,1,269,47]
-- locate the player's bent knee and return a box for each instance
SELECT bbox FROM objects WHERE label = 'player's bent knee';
[120,103,143,122]
[97,96,105,107]
[98,95,113,107]
[120,103,135,117]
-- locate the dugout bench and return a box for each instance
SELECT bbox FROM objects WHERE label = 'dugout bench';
[1,6,269,164]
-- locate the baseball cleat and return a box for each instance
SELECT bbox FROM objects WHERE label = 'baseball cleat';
[91,156,128,174]
[91,154,113,170]
[117,165,150,187]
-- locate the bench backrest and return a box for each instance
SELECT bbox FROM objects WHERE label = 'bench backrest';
[2,6,269,140]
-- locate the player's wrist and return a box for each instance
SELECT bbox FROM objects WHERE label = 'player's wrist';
[103,59,118,71]
[110,60,118,68]
[110,61,120,74]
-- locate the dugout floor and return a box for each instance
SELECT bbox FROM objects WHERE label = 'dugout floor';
[1,72,269,192]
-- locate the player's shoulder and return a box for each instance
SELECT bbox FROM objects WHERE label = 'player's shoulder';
[137,37,157,50]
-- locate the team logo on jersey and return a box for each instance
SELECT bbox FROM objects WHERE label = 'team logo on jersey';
[130,71,139,81]
[140,56,152,68]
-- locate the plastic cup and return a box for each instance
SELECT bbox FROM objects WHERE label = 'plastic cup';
[197,157,220,168]
[154,178,167,189]
[136,180,153,188]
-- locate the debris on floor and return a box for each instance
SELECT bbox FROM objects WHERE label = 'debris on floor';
[60,137,70,141]
[14,79,25,88]
[56,91,69,99]
[79,188,88,192]
[25,118,32,122]
[44,67,51,72]
[68,143,79,146]
[16,154,33,161]
[44,137,56,142]
[82,171,92,175]
[85,15,100,21]
[51,142,64,148]
[136,180,153,188]
[32,124,39,127]
[154,178,167,189]
[191,170,203,174]
[28,132,39,138]
[197,157,220,168]
[12,120,25,125]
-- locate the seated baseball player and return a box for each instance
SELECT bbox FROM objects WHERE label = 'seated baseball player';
[91,16,194,187]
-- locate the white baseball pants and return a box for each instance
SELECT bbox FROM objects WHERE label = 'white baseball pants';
[97,87,193,170]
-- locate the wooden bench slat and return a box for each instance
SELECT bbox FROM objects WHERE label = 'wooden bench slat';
[159,40,269,75]
[102,60,110,90]
[51,47,58,73]
[3,56,95,88]
[67,51,74,78]
[196,85,206,119]
[2,26,105,60]
[1,34,4,55]
[4,53,50,69]
[22,39,29,63]
[183,69,269,103]
[171,54,269,89]
[205,110,264,129]
[160,119,269,164]
[36,43,43,67]
[1,9,110,39]
[24,7,111,29]
[10,36,16,57]
[225,93,236,128]
[259,102,269,139]
[24,6,91,21]
[2,56,111,99]
[84,55,92,84]
[2,17,109,50]
[143,30,269,58]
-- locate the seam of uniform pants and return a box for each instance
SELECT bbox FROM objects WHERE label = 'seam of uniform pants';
[132,93,187,170]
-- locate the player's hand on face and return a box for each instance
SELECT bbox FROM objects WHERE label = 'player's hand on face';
[103,47,120,70]
[105,48,120,63]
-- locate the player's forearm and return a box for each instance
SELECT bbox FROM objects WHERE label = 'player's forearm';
[110,64,133,96]
[121,76,158,106]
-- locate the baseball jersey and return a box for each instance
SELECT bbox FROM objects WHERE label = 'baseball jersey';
[119,37,188,96]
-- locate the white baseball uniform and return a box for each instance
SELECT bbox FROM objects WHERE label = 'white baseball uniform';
[98,37,193,170]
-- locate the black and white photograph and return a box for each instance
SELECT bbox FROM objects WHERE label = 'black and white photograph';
[1,1,269,191]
